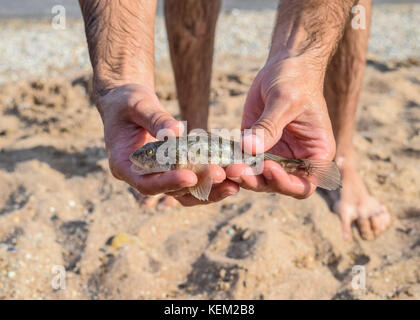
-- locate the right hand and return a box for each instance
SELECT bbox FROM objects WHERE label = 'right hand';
[97,84,238,203]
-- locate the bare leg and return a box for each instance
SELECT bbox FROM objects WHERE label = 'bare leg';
[324,0,391,240]
[164,0,221,131]
[148,0,220,209]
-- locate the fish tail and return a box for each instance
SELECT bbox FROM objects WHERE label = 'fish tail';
[264,153,342,191]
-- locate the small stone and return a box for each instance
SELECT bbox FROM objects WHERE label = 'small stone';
[110,233,136,250]
[7,271,16,279]
[68,200,76,207]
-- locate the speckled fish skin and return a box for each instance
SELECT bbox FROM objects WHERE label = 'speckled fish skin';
[129,135,342,193]
[129,136,258,172]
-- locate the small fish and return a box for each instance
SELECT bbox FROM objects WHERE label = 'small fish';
[129,135,341,201]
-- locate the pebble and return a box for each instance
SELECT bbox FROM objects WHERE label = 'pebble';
[110,233,136,250]
[226,228,234,235]
[68,200,76,208]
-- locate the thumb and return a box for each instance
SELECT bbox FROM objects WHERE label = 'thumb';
[242,93,292,154]
[133,101,184,138]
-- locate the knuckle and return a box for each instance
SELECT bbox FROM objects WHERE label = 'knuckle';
[149,111,170,134]
[278,87,301,105]
[254,117,278,139]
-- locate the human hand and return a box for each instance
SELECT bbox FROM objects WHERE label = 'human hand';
[226,56,336,199]
[98,84,238,204]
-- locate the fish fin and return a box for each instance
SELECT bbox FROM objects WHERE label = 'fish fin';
[189,164,213,201]
[301,159,342,191]
[264,154,342,191]
[263,153,289,162]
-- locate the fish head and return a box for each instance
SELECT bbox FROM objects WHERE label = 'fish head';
[129,141,171,174]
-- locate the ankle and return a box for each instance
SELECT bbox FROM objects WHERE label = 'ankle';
[335,147,357,170]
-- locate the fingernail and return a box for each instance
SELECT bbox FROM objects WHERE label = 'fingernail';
[242,132,264,154]
[228,176,242,184]
[222,190,236,198]
[343,232,349,240]
[242,167,255,176]
[264,168,273,180]
[213,169,225,184]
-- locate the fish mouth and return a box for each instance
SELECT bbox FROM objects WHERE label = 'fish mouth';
[130,163,148,175]
[129,152,139,164]
[129,153,135,163]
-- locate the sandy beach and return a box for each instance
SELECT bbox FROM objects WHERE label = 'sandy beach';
[0,4,419,299]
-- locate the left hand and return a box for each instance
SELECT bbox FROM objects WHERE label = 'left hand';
[226,56,336,199]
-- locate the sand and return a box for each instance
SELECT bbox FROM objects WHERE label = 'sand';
[0,56,419,299]
[0,5,420,300]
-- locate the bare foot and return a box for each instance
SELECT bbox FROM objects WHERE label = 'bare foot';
[130,188,178,210]
[326,158,391,241]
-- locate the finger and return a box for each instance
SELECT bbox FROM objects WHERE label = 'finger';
[175,180,239,207]
[132,97,184,138]
[113,159,197,195]
[242,91,296,153]
[208,164,226,184]
[135,169,198,195]
[165,187,191,198]
[226,163,268,191]
[166,164,226,197]
[261,161,316,198]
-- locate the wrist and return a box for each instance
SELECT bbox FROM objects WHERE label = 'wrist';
[93,65,155,98]
[264,52,327,85]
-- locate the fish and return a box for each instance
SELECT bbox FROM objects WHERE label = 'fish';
[129,135,342,201]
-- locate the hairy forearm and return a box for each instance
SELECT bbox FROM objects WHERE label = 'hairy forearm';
[269,0,356,68]
[79,0,156,95]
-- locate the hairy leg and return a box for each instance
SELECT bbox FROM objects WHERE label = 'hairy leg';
[324,0,391,240]
[164,0,221,131]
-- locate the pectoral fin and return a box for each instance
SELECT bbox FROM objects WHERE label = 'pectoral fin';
[188,164,213,201]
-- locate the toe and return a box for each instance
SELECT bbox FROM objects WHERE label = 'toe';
[156,196,179,211]
[338,205,355,241]
[341,214,353,241]
[380,205,392,228]
[357,217,375,241]
[370,206,391,236]
[144,194,164,208]
[370,214,383,236]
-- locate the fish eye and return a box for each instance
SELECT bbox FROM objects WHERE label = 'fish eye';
[147,149,153,155]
